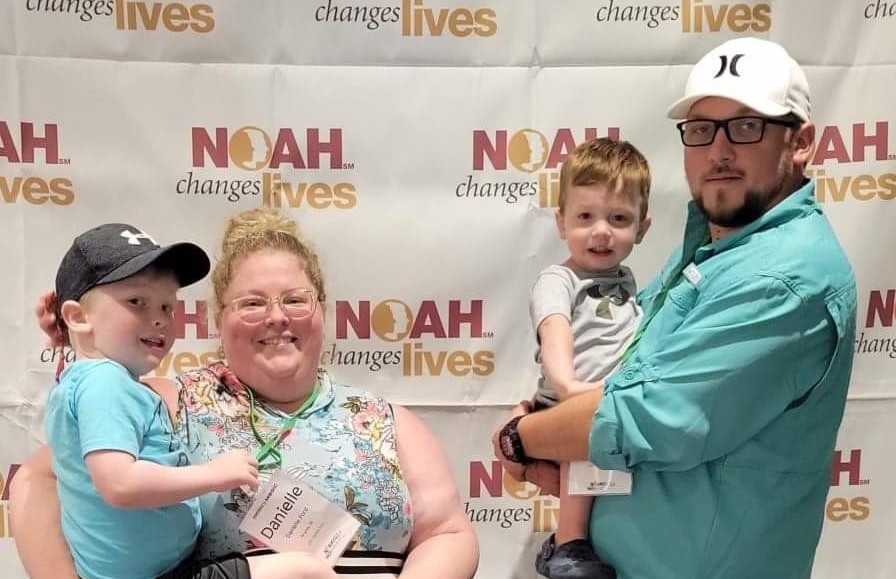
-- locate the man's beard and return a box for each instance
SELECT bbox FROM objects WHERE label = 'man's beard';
[695,187,772,228]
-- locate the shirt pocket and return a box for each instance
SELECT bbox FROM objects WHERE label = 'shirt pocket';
[648,279,700,339]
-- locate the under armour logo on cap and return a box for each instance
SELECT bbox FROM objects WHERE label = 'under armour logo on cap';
[55,222,210,306]
[120,229,157,246]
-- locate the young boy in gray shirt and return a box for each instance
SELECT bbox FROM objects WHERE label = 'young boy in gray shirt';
[529,138,651,579]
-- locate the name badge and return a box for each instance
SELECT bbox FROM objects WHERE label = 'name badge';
[682,263,702,286]
[567,460,632,496]
[239,470,360,565]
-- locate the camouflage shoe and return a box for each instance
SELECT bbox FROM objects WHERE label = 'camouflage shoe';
[535,534,617,579]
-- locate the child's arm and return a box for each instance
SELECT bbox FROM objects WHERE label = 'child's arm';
[538,314,598,400]
[86,448,258,509]
[70,363,258,509]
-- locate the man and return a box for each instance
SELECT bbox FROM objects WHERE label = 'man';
[494,37,856,579]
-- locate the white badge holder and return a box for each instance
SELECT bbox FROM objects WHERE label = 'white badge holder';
[239,470,360,565]
[567,460,633,496]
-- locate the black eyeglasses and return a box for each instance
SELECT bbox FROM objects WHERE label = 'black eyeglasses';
[676,116,798,147]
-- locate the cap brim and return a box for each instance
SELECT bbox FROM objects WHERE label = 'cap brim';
[96,242,211,289]
[666,92,791,120]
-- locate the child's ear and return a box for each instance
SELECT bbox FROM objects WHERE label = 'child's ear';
[554,209,567,240]
[636,214,652,243]
[60,300,91,334]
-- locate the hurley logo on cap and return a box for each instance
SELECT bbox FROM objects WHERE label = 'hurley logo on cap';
[666,37,811,123]
[713,54,744,78]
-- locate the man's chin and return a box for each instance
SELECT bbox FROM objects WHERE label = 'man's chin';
[696,199,734,224]
[703,207,766,229]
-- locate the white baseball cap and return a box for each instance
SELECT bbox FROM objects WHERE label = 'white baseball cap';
[666,37,810,122]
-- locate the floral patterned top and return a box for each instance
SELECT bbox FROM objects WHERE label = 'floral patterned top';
[172,363,412,573]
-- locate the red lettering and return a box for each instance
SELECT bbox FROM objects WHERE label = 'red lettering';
[448,300,483,338]
[192,127,227,167]
[1,464,20,500]
[173,300,209,340]
[0,122,59,164]
[335,300,369,339]
[831,449,862,486]
[409,300,446,339]
[866,290,895,328]
[813,126,851,164]
[469,460,502,498]
[852,121,889,162]
[473,130,506,170]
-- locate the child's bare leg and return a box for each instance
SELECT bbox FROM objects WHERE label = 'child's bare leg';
[535,461,615,578]
[555,461,593,544]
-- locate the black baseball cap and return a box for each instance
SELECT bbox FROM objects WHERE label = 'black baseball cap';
[55,223,211,305]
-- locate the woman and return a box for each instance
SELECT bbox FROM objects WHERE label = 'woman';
[12,208,479,579]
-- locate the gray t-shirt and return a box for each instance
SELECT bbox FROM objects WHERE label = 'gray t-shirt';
[530,264,642,407]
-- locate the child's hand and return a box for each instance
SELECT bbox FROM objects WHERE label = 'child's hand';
[205,450,259,492]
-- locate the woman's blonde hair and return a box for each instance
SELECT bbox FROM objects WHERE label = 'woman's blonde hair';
[211,208,326,319]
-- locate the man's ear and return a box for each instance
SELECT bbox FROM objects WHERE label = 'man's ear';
[636,214,652,243]
[60,300,90,335]
[792,121,816,167]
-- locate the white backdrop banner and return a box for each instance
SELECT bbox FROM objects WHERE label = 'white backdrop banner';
[1,1,894,577]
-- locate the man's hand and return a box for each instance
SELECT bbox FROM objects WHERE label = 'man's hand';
[491,401,561,496]
[520,460,560,496]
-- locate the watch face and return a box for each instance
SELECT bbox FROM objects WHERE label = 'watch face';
[500,433,515,460]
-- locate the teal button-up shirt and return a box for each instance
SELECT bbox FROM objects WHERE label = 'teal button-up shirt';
[589,180,857,579]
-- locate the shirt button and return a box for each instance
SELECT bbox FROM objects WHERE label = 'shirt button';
[623,371,636,380]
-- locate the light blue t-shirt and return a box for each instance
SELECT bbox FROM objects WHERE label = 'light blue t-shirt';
[45,359,200,579]
[589,180,857,578]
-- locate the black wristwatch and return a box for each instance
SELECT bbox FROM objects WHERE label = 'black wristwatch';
[499,415,532,465]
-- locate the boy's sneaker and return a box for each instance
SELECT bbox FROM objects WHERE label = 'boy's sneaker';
[535,534,617,579]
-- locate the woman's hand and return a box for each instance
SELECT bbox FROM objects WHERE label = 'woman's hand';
[35,290,63,347]
[10,446,78,579]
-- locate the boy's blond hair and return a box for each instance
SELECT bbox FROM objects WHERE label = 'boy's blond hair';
[558,138,651,219]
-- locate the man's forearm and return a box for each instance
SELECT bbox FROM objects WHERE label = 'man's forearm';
[519,388,603,463]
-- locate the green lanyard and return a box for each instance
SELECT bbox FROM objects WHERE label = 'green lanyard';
[246,383,320,471]
[618,272,681,368]
[619,233,711,368]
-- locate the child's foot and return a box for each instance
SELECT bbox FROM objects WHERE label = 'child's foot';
[535,534,616,579]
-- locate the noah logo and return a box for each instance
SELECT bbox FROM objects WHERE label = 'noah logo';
[0,121,75,206]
